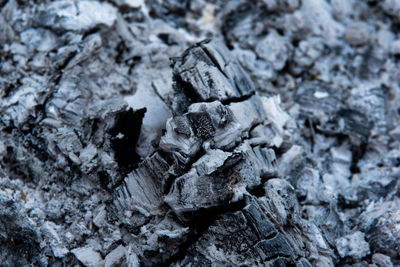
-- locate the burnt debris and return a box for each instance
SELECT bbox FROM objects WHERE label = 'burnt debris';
[1,0,400,266]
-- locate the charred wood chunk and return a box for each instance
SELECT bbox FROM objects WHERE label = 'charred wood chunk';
[175,197,311,266]
[172,39,255,112]
[114,152,169,217]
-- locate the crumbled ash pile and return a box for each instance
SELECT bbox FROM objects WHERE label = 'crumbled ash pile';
[1,0,400,266]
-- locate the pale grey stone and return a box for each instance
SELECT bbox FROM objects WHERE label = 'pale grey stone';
[336,231,370,260]
[344,22,370,46]
[71,247,103,267]
[104,245,126,267]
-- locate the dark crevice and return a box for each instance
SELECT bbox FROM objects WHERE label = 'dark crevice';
[158,33,178,46]
[172,74,202,114]
[55,50,78,74]
[162,147,206,195]
[82,26,102,40]
[306,118,316,152]
[247,180,268,198]
[3,78,22,98]
[98,170,112,191]
[0,0,8,9]
[221,91,255,105]
[126,56,142,75]
[109,108,146,177]
[200,40,229,78]
[337,194,361,209]
[115,39,129,64]
[350,142,368,175]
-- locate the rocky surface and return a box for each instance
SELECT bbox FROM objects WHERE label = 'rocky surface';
[1,0,400,266]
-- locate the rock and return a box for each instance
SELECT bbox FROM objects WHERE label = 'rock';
[71,247,103,267]
[336,231,370,260]
[389,40,400,55]
[381,0,400,20]
[39,1,118,32]
[256,30,291,71]
[262,0,300,12]
[104,245,126,267]
[41,221,69,258]
[344,23,370,46]
[372,253,393,267]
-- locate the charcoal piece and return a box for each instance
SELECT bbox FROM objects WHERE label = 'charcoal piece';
[315,108,373,148]
[262,0,301,12]
[251,146,278,178]
[263,178,300,225]
[334,109,373,138]
[104,245,127,267]
[254,233,294,260]
[352,167,399,202]
[344,22,370,46]
[242,201,278,239]
[174,196,313,266]
[255,29,292,71]
[171,39,255,112]
[114,152,169,217]
[164,149,241,220]
[146,0,188,27]
[159,97,270,172]
[164,140,283,222]
[71,247,103,267]
[172,116,191,137]
[372,253,393,267]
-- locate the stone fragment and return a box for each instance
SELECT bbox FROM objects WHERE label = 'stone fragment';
[389,40,400,55]
[262,0,300,12]
[381,0,400,19]
[104,245,126,267]
[344,23,370,46]
[255,30,291,71]
[372,253,393,267]
[39,1,118,32]
[335,231,370,260]
[71,247,103,267]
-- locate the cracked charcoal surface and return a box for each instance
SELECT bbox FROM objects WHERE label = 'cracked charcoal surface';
[1,0,400,266]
